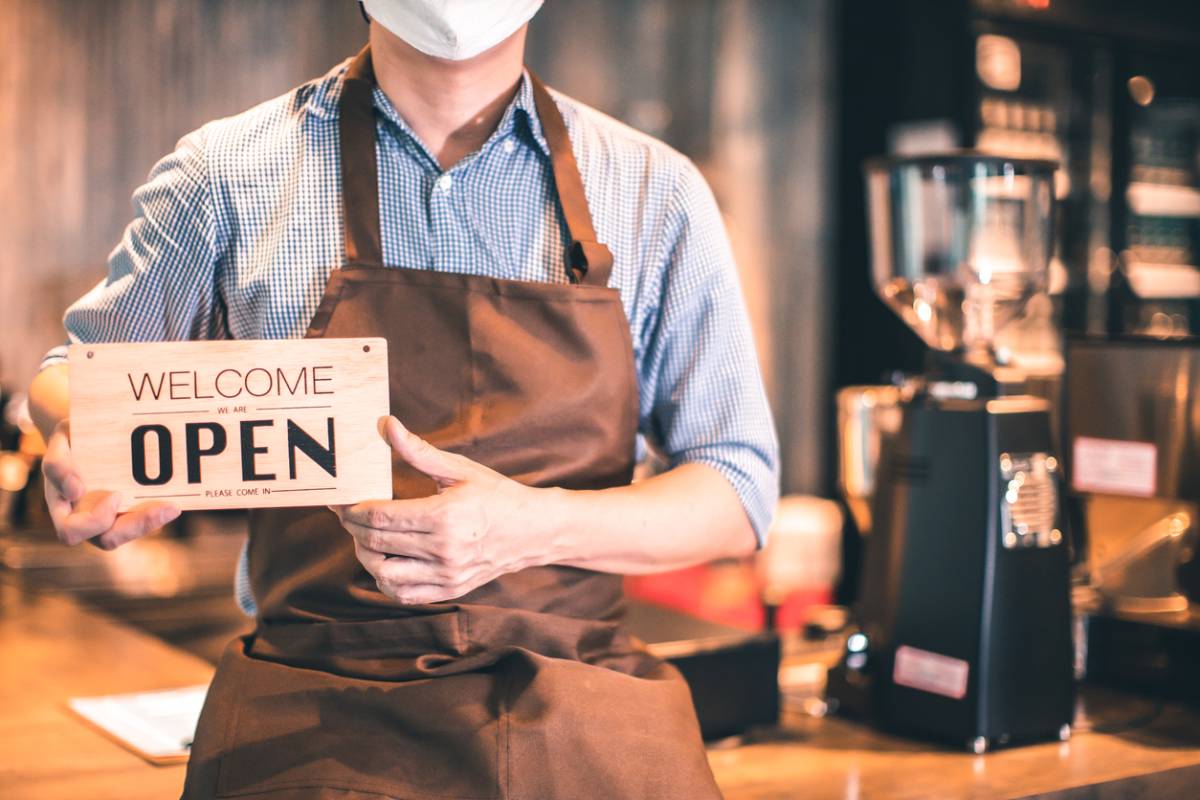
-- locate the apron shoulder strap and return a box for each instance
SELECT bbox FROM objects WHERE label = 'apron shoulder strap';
[527,71,614,287]
[340,46,384,267]
[338,47,614,286]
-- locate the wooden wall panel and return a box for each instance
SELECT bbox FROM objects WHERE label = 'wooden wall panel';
[0,0,366,387]
[2,0,833,494]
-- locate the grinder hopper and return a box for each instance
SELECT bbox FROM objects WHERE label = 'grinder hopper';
[865,152,1056,367]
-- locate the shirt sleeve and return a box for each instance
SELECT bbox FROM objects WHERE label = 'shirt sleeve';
[639,161,781,546]
[234,539,258,618]
[39,128,225,371]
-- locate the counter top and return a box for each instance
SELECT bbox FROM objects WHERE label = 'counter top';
[3,576,1200,800]
[709,699,1200,799]
[0,578,211,800]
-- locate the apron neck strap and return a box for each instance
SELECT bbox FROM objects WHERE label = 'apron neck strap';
[340,47,384,266]
[338,46,613,287]
[527,71,613,287]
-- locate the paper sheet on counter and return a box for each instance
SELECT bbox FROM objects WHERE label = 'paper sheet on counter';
[67,685,208,765]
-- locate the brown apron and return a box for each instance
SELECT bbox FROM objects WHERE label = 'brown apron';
[181,47,722,800]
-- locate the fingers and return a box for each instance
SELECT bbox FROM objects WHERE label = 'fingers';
[52,487,179,549]
[44,474,76,536]
[336,494,444,532]
[382,416,469,484]
[43,422,84,502]
[353,543,438,583]
[352,540,477,604]
[340,420,501,605]
[92,502,182,551]
[388,583,472,604]
[54,491,122,546]
[352,541,441,594]
[342,520,441,560]
[42,417,175,550]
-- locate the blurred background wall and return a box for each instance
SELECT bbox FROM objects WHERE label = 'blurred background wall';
[0,0,834,496]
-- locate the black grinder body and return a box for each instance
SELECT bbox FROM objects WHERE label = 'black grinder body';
[833,394,1075,751]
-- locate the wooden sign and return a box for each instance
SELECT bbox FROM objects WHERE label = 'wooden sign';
[68,338,392,511]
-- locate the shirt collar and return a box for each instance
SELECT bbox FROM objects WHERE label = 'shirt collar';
[358,69,552,164]
[512,70,551,158]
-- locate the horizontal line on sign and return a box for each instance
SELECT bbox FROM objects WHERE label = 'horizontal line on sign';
[133,493,203,498]
[254,405,333,411]
[132,409,210,415]
[270,487,337,492]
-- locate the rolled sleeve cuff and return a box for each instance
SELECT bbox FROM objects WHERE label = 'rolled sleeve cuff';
[39,344,69,372]
[234,539,258,618]
[674,446,780,549]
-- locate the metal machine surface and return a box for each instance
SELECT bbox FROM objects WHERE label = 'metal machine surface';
[1065,337,1200,702]
[829,152,1074,753]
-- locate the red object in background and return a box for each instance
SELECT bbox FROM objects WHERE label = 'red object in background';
[624,561,831,632]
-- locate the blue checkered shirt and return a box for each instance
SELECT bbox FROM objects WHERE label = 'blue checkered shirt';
[42,59,780,616]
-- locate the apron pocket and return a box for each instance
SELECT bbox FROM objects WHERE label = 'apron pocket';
[503,651,722,800]
[215,649,505,799]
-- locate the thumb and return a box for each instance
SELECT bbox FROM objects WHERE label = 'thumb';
[381,416,466,484]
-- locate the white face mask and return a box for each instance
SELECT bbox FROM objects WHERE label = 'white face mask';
[361,0,544,61]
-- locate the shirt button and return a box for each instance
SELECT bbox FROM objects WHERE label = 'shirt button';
[435,174,453,192]
[503,139,516,154]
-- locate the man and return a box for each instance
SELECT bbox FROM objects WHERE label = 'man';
[30,1,779,796]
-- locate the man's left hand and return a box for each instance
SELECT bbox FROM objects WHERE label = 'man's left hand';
[332,416,550,604]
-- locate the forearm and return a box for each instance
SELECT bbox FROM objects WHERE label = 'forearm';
[29,364,70,441]
[339,419,766,604]
[539,463,759,575]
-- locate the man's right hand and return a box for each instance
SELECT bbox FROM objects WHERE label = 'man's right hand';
[43,419,181,550]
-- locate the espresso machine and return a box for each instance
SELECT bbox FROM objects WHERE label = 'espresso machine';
[1067,336,1200,704]
[829,153,1075,753]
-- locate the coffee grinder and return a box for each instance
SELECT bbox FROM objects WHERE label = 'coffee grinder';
[828,153,1075,753]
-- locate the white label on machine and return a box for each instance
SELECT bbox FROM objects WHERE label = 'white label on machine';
[893,645,969,700]
[1071,437,1157,497]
